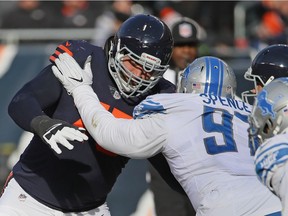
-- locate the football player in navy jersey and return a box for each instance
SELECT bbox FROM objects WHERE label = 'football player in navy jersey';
[0,14,181,216]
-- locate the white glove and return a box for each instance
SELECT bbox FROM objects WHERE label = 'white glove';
[43,123,88,154]
[31,115,89,154]
[52,53,93,95]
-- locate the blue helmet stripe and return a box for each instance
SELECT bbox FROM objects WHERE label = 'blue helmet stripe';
[218,60,224,96]
[204,57,210,94]
[206,57,224,96]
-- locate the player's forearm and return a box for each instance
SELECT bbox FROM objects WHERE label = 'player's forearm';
[8,67,62,131]
[72,85,165,158]
[8,90,46,131]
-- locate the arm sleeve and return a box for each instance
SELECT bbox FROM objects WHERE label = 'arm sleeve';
[8,66,63,131]
[72,85,167,159]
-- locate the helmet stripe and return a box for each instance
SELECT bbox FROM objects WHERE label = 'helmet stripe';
[218,60,224,96]
[206,57,224,96]
[204,57,210,94]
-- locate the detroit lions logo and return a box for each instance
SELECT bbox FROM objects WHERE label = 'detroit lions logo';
[257,89,275,119]
[133,99,166,119]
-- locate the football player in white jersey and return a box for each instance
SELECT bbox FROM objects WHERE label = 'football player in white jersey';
[52,53,282,216]
[240,44,288,215]
[249,77,288,215]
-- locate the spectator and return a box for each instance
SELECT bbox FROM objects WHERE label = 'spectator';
[1,0,58,29]
[245,0,287,50]
[93,0,133,47]
[57,0,105,28]
[163,17,206,86]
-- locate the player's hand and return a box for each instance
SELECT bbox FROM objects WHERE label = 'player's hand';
[31,115,88,154]
[52,53,93,95]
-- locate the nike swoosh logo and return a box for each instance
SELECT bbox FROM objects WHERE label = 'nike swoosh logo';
[69,77,83,82]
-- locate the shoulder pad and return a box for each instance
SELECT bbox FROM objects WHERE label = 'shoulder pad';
[156,78,176,94]
[50,40,96,68]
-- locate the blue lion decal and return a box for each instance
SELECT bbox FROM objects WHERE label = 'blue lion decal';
[133,99,166,119]
[257,89,275,119]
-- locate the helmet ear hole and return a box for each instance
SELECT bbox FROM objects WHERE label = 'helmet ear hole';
[263,120,272,134]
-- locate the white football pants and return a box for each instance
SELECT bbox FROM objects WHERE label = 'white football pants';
[0,178,111,216]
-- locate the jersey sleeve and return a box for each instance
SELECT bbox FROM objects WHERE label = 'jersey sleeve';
[254,136,288,192]
[8,65,62,131]
[72,85,167,159]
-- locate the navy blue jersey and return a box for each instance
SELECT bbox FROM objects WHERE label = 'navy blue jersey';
[8,40,179,212]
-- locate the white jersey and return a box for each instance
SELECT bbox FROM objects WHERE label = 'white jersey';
[73,86,281,215]
[255,133,288,192]
[255,133,288,215]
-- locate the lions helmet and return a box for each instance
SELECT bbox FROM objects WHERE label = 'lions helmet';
[107,14,173,98]
[242,44,288,103]
[249,77,288,151]
[177,56,236,98]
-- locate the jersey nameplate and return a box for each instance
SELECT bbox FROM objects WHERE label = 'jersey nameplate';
[200,93,250,113]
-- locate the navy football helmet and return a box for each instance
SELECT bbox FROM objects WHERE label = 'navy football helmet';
[242,44,288,103]
[178,56,237,98]
[107,14,173,98]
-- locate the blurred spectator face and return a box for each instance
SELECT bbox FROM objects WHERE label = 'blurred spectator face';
[172,44,198,70]
[18,0,40,10]
[112,0,132,15]
[62,0,88,12]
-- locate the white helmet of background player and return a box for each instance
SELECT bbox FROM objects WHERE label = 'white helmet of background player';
[177,56,237,98]
[249,77,288,149]
[107,14,173,98]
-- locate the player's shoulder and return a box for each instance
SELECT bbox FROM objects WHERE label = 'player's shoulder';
[145,93,205,108]
[133,93,201,118]
[50,40,103,68]
[264,133,288,147]
[255,133,288,164]
[153,77,176,94]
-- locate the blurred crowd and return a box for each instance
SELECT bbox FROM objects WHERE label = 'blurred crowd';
[0,0,234,48]
[0,0,287,54]
[0,1,232,46]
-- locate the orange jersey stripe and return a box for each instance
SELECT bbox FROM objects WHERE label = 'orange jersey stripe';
[73,119,84,128]
[112,108,132,119]
[49,56,56,62]
[100,102,110,111]
[72,103,132,157]
[58,45,73,56]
